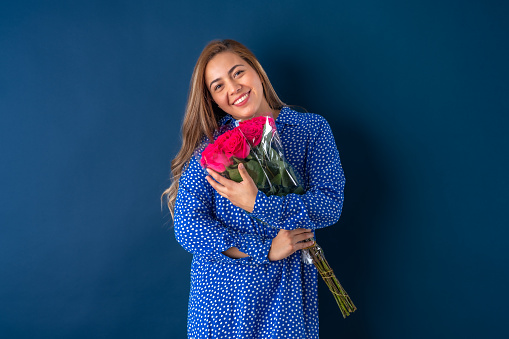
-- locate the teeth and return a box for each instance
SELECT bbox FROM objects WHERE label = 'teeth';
[234,93,248,105]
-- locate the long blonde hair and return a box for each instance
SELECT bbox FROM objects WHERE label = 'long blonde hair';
[161,39,285,220]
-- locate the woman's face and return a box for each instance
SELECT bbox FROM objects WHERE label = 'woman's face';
[204,52,272,121]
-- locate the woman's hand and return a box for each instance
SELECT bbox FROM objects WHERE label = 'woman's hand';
[268,228,315,261]
[206,163,258,212]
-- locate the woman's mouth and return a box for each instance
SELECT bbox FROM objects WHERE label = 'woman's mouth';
[233,91,250,106]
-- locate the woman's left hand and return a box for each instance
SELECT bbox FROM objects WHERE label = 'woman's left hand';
[206,163,258,213]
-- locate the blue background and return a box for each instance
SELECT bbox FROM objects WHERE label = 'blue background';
[1,0,508,338]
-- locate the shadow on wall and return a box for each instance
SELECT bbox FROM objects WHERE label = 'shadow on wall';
[266,49,393,338]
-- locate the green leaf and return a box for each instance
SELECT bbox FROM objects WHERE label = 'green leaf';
[293,186,305,195]
[231,156,243,164]
[265,162,279,179]
[226,167,242,182]
[245,160,264,185]
[268,148,281,162]
[271,173,282,186]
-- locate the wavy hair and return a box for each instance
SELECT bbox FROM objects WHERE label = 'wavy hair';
[161,39,285,220]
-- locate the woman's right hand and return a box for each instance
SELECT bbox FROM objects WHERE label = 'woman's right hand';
[268,228,315,261]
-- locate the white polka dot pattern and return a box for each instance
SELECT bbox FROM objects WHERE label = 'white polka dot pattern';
[174,106,345,338]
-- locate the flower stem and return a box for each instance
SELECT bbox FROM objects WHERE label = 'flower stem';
[303,241,356,318]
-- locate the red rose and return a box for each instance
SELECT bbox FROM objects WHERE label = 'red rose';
[239,116,276,146]
[201,143,232,172]
[214,129,233,147]
[221,128,250,159]
[239,120,264,146]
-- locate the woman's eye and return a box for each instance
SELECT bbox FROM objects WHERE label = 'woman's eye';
[234,70,244,77]
[214,84,222,91]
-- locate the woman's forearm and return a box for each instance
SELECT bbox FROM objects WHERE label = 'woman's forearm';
[222,247,249,259]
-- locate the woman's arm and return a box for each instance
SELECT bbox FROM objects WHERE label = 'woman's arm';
[176,156,315,263]
[174,156,272,265]
[206,114,345,231]
[222,228,315,261]
[249,116,345,230]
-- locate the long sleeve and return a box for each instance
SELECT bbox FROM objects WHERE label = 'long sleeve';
[174,156,271,265]
[249,115,345,230]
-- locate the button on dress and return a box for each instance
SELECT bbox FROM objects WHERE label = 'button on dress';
[174,106,345,338]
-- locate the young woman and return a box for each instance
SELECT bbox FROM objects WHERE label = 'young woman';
[162,39,345,338]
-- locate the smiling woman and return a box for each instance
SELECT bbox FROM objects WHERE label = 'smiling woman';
[161,39,345,338]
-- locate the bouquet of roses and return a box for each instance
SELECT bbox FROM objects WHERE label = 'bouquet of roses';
[200,114,356,318]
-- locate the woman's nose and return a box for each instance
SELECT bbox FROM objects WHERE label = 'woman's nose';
[229,82,242,94]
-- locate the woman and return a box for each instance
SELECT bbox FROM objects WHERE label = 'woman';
[162,39,345,338]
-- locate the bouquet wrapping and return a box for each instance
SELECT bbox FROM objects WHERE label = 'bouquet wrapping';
[200,113,356,318]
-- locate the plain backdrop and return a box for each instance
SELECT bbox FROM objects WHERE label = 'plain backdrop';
[1,0,508,338]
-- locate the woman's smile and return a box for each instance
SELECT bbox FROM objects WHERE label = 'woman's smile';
[232,91,250,106]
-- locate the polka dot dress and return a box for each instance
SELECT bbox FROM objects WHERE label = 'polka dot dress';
[174,106,345,338]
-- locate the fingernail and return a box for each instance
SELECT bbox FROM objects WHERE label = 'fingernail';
[239,163,244,169]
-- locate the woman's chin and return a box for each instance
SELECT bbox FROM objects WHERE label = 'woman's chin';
[229,110,257,121]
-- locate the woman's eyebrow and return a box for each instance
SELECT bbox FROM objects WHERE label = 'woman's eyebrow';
[209,64,244,89]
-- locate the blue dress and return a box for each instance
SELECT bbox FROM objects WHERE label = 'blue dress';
[174,106,345,338]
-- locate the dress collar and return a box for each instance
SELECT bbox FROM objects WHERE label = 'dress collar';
[275,106,303,126]
[218,114,236,127]
[218,106,303,127]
